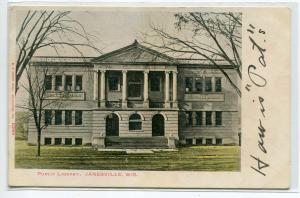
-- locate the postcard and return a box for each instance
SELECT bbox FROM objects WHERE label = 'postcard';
[8,5,291,188]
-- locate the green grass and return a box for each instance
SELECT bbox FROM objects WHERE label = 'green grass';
[15,140,240,171]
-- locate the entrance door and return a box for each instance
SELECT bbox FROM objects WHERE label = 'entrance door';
[106,113,119,136]
[152,114,165,136]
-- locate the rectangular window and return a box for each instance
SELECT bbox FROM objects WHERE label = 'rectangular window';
[128,73,142,98]
[205,111,212,126]
[216,138,223,145]
[65,110,72,125]
[215,77,222,92]
[185,77,193,92]
[216,111,222,126]
[186,139,193,145]
[54,110,62,125]
[65,75,73,91]
[75,110,82,125]
[44,75,52,90]
[195,111,202,126]
[55,75,62,91]
[45,110,52,125]
[205,77,212,92]
[75,138,82,145]
[129,122,142,131]
[65,138,72,145]
[206,138,213,145]
[150,76,161,91]
[54,138,62,145]
[44,138,52,145]
[196,138,203,145]
[195,77,203,92]
[186,111,193,126]
[108,76,120,91]
[75,76,82,91]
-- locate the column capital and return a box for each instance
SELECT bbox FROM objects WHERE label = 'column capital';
[172,70,178,74]
[100,70,106,73]
[122,70,128,74]
[165,70,171,74]
[144,70,149,74]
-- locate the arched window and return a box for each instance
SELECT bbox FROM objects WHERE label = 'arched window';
[129,114,142,131]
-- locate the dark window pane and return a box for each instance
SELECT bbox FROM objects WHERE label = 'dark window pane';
[205,77,212,92]
[185,77,193,92]
[196,138,203,145]
[206,111,212,126]
[75,138,82,145]
[186,139,193,145]
[65,110,72,125]
[55,110,62,125]
[129,114,141,120]
[65,75,73,91]
[44,138,52,145]
[75,111,82,125]
[186,112,193,126]
[129,113,142,130]
[54,138,62,145]
[44,75,52,90]
[150,77,160,91]
[55,76,62,91]
[45,110,52,125]
[216,111,222,126]
[195,77,203,92]
[206,138,213,145]
[216,138,223,145]
[128,84,141,97]
[215,77,222,92]
[196,111,202,126]
[108,76,119,91]
[75,76,82,91]
[65,138,72,145]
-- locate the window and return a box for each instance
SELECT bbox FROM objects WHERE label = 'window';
[65,75,73,91]
[215,77,222,92]
[54,110,62,125]
[196,138,203,145]
[108,76,120,91]
[75,110,82,125]
[65,110,72,125]
[216,138,223,145]
[205,111,212,126]
[150,76,161,91]
[65,138,72,145]
[55,75,62,91]
[195,77,203,92]
[128,73,142,98]
[205,77,212,92]
[45,110,52,125]
[44,75,52,90]
[186,139,193,145]
[129,113,142,131]
[44,138,52,145]
[75,138,82,145]
[186,111,193,126]
[195,111,202,126]
[216,111,222,126]
[54,138,62,145]
[185,77,193,92]
[206,138,213,145]
[75,76,82,91]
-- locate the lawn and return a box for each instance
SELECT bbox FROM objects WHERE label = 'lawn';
[15,140,240,171]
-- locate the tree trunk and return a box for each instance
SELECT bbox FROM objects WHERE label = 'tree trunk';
[36,129,41,157]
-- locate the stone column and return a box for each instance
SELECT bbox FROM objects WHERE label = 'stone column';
[202,111,206,126]
[62,74,65,91]
[164,71,170,108]
[122,70,127,108]
[172,71,178,108]
[51,75,55,91]
[72,75,76,91]
[143,70,149,108]
[212,77,215,92]
[93,70,99,100]
[100,70,106,108]
[212,111,216,126]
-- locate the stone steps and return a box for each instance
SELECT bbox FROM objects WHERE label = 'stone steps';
[105,137,169,148]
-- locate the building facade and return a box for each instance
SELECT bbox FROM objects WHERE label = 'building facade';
[27,40,241,148]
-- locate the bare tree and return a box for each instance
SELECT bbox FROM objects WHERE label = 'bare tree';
[16,10,101,92]
[18,65,65,157]
[142,12,242,97]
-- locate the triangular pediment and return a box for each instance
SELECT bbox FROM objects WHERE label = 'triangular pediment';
[92,40,174,64]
